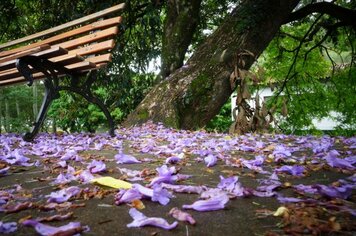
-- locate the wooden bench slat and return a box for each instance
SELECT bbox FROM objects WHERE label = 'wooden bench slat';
[0,3,125,51]
[0,46,69,71]
[0,54,108,84]
[0,54,86,80]
[57,26,119,50]
[33,46,69,58]
[66,61,97,71]
[0,16,122,58]
[66,39,115,57]
[86,53,112,64]
[0,45,50,64]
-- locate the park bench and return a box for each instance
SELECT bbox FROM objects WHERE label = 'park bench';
[0,3,125,141]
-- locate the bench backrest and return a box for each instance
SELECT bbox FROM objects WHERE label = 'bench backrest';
[0,3,125,86]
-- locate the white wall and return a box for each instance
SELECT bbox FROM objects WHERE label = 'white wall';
[231,88,342,130]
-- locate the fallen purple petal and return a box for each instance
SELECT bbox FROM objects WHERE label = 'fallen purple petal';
[161,183,207,194]
[0,221,17,234]
[46,186,81,203]
[115,188,142,205]
[324,152,355,170]
[169,207,196,225]
[22,220,84,236]
[127,208,178,230]
[0,167,10,176]
[77,170,94,183]
[276,165,305,176]
[115,153,141,164]
[182,193,229,211]
[87,160,106,173]
[204,154,217,167]
[152,185,173,205]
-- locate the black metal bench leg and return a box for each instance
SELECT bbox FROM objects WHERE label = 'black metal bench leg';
[23,79,57,141]
[16,56,115,140]
[59,86,115,137]
[86,95,115,137]
[16,57,62,141]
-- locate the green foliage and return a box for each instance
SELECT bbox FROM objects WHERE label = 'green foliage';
[0,83,43,133]
[205,99,232,133]
[258,21,355,133]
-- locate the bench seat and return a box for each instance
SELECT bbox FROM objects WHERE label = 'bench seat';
[0,3,125,141]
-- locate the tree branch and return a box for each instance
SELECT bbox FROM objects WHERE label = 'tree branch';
[284,2,356,26]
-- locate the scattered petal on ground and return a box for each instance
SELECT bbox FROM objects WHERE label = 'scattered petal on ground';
[127,208,178,230]
[169,207,196,225]
[0,221,17,234]
[22,220,84,236]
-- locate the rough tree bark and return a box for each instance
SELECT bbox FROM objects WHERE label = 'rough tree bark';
[124,0,300,129]
[161,0,202,78]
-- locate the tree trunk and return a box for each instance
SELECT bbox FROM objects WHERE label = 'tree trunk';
[160,0,202,78]
[124,0,300,129]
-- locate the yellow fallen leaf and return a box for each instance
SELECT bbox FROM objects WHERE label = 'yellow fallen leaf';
[90,176,132,189]
[273,206,289,217]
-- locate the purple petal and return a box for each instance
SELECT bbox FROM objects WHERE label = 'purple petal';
[115,153,141,164]
[22,220,84,236]
[152,185,173,205]
[157,165,175,176]
[52,172,76,185]
[60,150,79,161]
[133,184,153,197]
[169,207,196,225]
[161,183,207,194]
[200,188,227,199]
[0,221,17,234]
[273,145,292,158]
[46,186,81,203]
[204,154,217,167]
[239,145,256,152]
[216,176,246,197]
[118,168,143,182]
[148,165,177,186]
[324,153,355,170]
[87,160,106,173]
[345,155,356,165]
[315,184,353,199]
[182,193,229,211]
[78,170,94,183]
[277,195,304,203]
[218,176,238,192]
[4,149,32,166]
[251,190,275,197]
[165,156,181,164]
[276,165,305,176]
[294,184,319,194]
[115,188,142,205]
[149,175,177,186]
[0,167,10,176]
[127,208,178,230]
[57,161,67,168]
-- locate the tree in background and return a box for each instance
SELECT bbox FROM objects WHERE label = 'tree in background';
[0,0,355,134]
[125,0,355,135]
